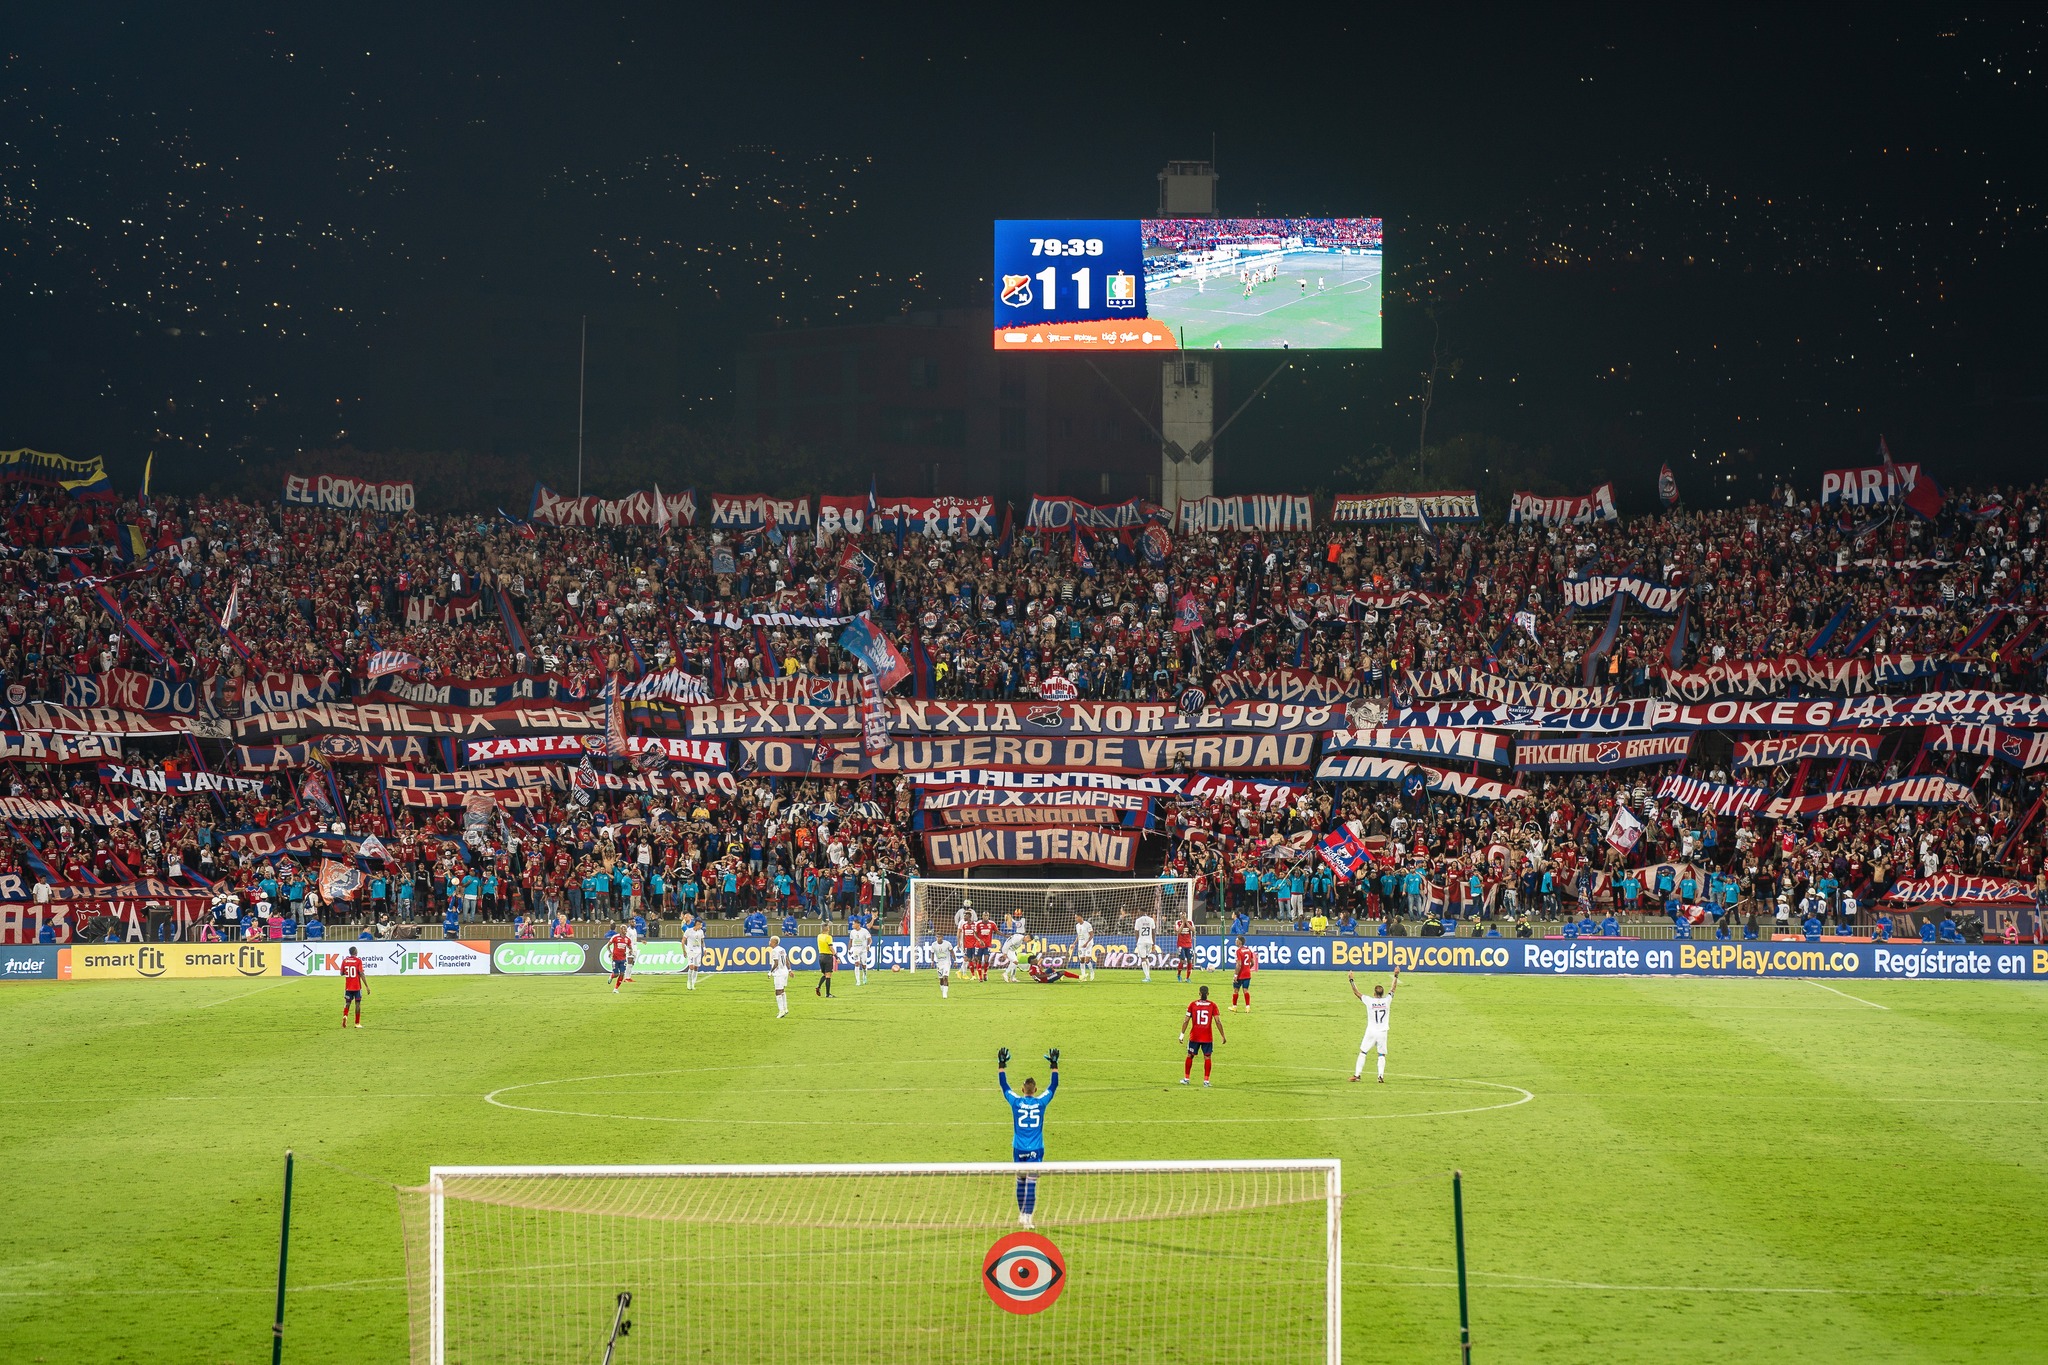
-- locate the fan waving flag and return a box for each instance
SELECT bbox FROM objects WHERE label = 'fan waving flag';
[1605,805,1645,855]
[1173,592,1204,634]
[1315,823,1372,882]
[318,858,364,902]
[1658,462,1678,507]
[838,613,911,691]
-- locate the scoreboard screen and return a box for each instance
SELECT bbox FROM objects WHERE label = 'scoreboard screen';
[993,217,1383,351]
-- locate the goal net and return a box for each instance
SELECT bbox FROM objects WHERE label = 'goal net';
[907,877,1196,971]
[399,1160,1339,1364]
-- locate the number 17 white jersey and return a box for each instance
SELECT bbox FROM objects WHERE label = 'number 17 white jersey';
[1363,994,1392,1032]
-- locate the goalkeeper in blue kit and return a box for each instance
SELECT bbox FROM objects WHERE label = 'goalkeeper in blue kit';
[998,1046,1058,1228]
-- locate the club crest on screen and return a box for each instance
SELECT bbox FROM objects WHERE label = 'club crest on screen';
[1000,275,1033,307]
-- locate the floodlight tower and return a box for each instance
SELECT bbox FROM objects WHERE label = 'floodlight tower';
[1157,160,1218,508]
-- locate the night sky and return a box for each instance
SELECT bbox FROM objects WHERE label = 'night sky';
[3,6,2043,505]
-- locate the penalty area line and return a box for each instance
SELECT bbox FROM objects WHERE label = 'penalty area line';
[1810,982,1887,1010]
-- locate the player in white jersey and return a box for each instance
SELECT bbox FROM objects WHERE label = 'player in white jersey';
[932,934,953,998]
[955,903,973,958]
[849,921,873,986]
[1000,930,1026,983]
[682,916,706,990]
[1073,914,1096,981]
[1348,967,1399,1082]
[769,936,790,1018]
[1133,912,1157,982]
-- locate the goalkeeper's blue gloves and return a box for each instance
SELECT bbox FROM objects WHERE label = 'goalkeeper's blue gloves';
[1045,1047,1060,1067]
[997,1046,1011,1068]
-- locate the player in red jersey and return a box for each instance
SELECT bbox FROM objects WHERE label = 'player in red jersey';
[975,915,998,982]
[1173,916,1196,982]
[1230,936,1259,1011]
[340,946,366,1028]
[605,924,635,994]
[1180,984,1226,1086]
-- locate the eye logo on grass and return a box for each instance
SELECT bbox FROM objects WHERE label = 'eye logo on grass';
[983,1231,1066,1314]
[492,943,585,975]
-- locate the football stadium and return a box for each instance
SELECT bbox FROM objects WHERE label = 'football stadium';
[5,11,2047,1365]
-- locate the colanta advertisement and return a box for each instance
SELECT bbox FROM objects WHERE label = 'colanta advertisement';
[65,943,278,979]
[283,942,492,977]
[491,941,590,975]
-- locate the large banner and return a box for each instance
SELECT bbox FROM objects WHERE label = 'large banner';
[1761,776,1976,818]
[1329,491,1480,523]
[235,701,603,742]
[0,897,211,946]
[1323,728,1514,765]
[1313,937,2047,981]
[1024,496,1163,530]
[67,943,278,980]
[1506,484,1617,526]
[0,731,122,764]
[0,447,110,493]
[1926,724,2048,769]
[0,795,143,825]
[1393,694,2048,734]
[1561,576,1687,614]
[282,474,415,512]
[460,933,2048,981]
[219,806,324,857]
[682,698,1347,740]
[1513,735,1692,772]
[707,495,812,530]
[280,941,492,976]
[922,827,1140,873]
[1821,461,1921,507]
[461,734,727,768]
[917,787,1152,812]
[1174,495,1313,533]
[733,732,1316,777]
[1398,669,1614,709]
[1210,669,1372,707]
[815,495,995,537]
[363,673,590,709]
[1732,731,1882,770]
[1311,754,1528,801]
[99,764,264,796]
[1656,654,1940,700]
[5,703,198,737]
[61,668,202,716]
[1883,876,2037,907]
[235,735,429,770]
[922,805,1145,830]
[908,770,1185,794]
[239,670,348,716]
[529,484,696,528]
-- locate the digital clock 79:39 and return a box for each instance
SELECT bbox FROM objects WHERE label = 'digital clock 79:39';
[1028,238,1105,256]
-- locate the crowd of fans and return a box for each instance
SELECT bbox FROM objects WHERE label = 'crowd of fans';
[2,474,2044,943]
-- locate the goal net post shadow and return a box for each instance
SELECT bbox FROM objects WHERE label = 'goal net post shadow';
[400,1160,1340,1364]
[905,877,1196,970]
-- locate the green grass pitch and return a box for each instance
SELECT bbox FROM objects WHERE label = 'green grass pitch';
[2,966,2044,1363]
[1145,250,1382,349]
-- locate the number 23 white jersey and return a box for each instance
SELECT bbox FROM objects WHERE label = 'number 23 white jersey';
[1363,995,1392,1031]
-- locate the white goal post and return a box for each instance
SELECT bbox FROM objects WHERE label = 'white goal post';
[403,1160,1341,1364]
[905,877,1197,972]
